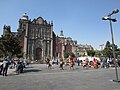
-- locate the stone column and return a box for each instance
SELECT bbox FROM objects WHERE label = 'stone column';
[42,41,44,61]
[50,27,53,59]
[23,22,29,60]
[31,44,34,60]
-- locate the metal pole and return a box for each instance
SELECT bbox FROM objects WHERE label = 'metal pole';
[109,17,119,82]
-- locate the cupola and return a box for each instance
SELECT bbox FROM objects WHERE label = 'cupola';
[21,13,29,20]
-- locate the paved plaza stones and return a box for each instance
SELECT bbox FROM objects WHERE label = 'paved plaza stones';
[0,64,120,90]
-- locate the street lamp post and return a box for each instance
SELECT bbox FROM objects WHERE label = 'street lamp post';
[102,9,120,82]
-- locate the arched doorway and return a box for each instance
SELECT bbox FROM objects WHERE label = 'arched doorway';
[36,48,42,62]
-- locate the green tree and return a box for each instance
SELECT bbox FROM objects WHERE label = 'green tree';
[105,41,111,48]
[0,33,23,58]
[103,41,112,57]
[0,50,4,58]
[95,50,103,57]
[114,45,120,58]
[103,47,112,57]
[86,50,95,57]
[103,41,120,58]
[64,52,75,58]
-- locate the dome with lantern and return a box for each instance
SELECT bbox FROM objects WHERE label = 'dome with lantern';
[21,13,29,20]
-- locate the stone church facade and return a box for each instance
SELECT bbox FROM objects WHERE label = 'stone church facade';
[2,14,94,62]
[17,13,55,63]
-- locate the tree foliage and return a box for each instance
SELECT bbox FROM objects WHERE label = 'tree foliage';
[64,52,75,58]
[86,50,95,57]
[95,50,102,57]
[0,33,23,58]
[103,41,120,58]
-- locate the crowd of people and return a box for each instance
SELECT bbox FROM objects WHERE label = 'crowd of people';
[0,56,120,76]
[0,57,28,76]
[45,56,120,70]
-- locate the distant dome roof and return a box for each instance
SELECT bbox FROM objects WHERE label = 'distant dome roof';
[21,13,29,20]
[59,30,64,37]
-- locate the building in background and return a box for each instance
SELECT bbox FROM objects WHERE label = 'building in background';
[2,14,94,62]
[17,13,55,63]
[77,44,94,56]
[56,30,78,59]
[55,30,94,59]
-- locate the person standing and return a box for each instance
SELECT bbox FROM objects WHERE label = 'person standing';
[93,59,98,69]
[82,60,87,69]
[2,59,9,76]
[76,58,80,66]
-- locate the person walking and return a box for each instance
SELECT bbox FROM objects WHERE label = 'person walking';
[45,58,52,69]
[70,56,74,70]
[2,59,9,76]
[59,58,64,70]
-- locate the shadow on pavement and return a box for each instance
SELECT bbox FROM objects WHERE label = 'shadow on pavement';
[25,66,34,69]
[23,69,42,73]
[7,69,42,76]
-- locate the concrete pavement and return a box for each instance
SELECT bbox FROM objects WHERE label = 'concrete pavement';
[0,64,120,90]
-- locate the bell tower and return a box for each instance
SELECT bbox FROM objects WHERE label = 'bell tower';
[18,13,29,32]
[60,30,64,37]
[3,25,11,36]
[18,13,30,60]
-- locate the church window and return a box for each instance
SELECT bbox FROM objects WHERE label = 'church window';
[23,24,26,30]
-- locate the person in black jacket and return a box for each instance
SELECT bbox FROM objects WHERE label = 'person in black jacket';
[2,59,9,76]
